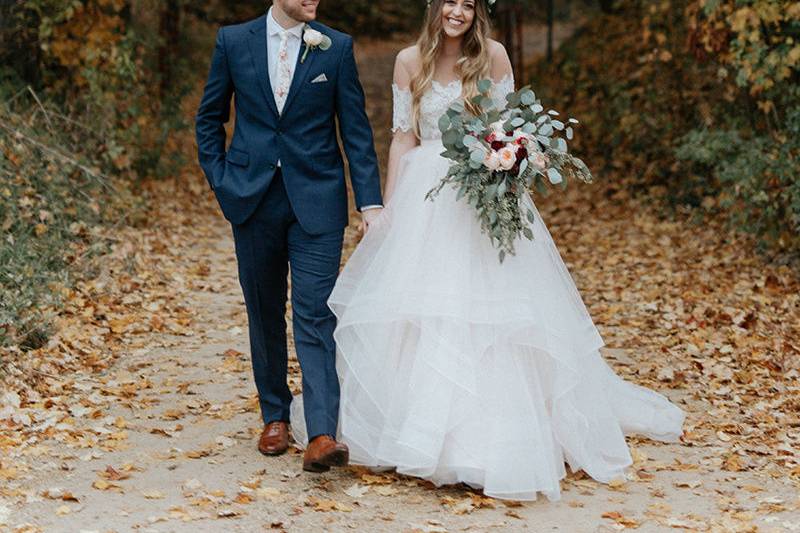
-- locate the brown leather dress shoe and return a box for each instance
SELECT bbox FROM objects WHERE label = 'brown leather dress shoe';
[258,421,289,456]
[303,435,349,473]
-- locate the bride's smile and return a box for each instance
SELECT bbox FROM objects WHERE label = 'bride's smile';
[442,0,476,37]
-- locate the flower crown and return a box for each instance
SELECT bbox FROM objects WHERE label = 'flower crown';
[426,0,498,11]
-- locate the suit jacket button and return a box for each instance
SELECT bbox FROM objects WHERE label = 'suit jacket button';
[269,163,276,169]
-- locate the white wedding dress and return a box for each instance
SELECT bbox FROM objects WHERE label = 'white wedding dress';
[289,76,685,501]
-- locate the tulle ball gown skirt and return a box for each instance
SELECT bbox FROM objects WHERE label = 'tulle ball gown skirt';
[290,140,685,501]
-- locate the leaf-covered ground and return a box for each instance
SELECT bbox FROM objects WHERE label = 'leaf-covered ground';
[1,26,799,533]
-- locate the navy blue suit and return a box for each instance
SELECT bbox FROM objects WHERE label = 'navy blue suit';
[195,14,382,440]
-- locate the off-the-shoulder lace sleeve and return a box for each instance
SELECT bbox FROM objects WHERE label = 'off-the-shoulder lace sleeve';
[491,74,515,107]
[392,84,413,133]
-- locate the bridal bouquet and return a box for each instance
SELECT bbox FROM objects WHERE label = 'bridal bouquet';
[426,80,593,262]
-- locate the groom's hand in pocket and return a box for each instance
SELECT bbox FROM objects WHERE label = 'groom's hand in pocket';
[359,207,384,235]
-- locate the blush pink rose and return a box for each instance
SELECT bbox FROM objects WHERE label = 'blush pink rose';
[484,151,501,171]
[498,145,517,170]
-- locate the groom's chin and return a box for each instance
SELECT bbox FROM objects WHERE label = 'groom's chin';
[298,1,319,21]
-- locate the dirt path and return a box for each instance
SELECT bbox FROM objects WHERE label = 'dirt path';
[2,21,800,533]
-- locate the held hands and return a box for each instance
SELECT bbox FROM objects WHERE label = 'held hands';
[359,207,384,236]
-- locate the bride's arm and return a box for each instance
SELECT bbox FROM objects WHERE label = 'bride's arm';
[489,40,515,89]
[384,52,419,205]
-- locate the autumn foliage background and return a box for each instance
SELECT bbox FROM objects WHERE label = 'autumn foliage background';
[0,0,798,366]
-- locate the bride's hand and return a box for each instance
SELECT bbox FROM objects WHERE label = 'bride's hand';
[359,207,384,235]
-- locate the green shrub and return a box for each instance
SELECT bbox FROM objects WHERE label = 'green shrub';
[676,93,800,252]
[0,92,142,351]
[529,0,800,258]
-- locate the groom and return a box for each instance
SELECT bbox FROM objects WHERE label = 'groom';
[195,0,382,472]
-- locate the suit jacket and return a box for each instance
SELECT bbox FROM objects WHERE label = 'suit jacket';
[195,15,383,234]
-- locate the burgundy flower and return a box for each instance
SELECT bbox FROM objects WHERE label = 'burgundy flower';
[491,140,505,151]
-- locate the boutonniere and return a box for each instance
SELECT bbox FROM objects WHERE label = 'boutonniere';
[301,27,332,63]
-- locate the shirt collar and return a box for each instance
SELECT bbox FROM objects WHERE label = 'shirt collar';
[267,7,305,38]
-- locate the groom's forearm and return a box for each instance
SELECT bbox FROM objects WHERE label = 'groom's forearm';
[195,28,234,189]
[334,37,383,209]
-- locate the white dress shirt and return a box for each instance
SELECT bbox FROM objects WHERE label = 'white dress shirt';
[266,7,304,97]
[267,8,302,169]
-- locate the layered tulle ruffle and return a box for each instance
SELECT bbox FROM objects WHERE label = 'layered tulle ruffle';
[290,142,685,501]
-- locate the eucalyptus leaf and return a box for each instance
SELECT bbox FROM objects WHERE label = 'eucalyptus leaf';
[463,134,479,147]
[438,114,451,132]
[477,79,492,93]
[555,138,567,153]
[470,148,486,164]
[535,177,549,196]
[442,129,461,148]
[523,227,534,240]
[520,90,535,106]
[547,168,563,185]
[484,184,498,201]
[566,126,574,140]
[497,180,507,198]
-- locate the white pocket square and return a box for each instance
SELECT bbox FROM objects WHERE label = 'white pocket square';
[311,73,328,84]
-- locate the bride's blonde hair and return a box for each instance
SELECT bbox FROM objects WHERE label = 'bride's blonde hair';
[410,0,492,138]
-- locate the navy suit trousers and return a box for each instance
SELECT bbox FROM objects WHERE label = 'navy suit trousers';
[231,170,343,440]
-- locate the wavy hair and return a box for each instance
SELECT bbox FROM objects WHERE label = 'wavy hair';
[410,0,492,138]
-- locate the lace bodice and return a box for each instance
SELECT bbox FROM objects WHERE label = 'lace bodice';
[392,75,515,140]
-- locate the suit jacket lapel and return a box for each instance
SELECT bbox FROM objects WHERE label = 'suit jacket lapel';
[247,16,280,118]
[281,24,317,116]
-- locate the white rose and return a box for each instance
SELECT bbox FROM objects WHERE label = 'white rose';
[489,121,506,135]
[484,151,501,172]
[498,145,517,171]
[529,152,548,170]
[304,29,324,47]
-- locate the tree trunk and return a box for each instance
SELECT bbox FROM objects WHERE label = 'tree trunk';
[598,0,616,14]
[159,0,181,99]
[547,0,555,62]
[497,3,525,83]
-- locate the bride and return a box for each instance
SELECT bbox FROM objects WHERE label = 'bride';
[290,0,685,501]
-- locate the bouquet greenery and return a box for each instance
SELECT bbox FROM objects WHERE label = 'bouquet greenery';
[426,80,594,262]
